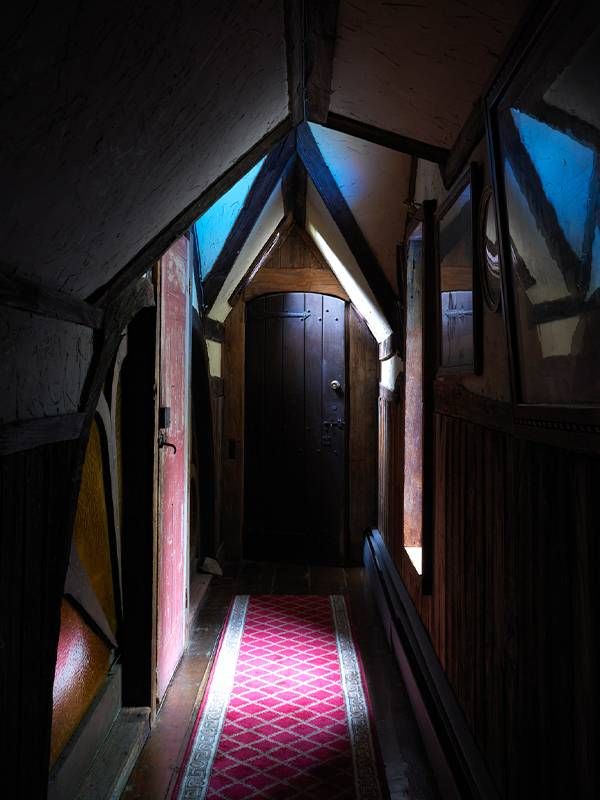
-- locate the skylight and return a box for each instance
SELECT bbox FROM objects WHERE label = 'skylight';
[194,157,266,278]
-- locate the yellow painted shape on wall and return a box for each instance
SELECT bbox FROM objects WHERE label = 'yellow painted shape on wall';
[50,598,111,766]
[73,418,117,633]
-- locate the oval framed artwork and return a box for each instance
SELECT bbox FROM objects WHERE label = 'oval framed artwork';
[479,186,502,313]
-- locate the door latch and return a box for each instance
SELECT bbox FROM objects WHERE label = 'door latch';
[158,430,177,454]
[322,418,345,447]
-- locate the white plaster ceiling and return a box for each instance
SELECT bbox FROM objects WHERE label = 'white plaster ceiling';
[309,122,412,292]
[330,0,529,148]
[1,1,288,298]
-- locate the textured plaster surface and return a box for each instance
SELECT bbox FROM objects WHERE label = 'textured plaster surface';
[0,308,93,424]
[310,123,411,293]
[1,1,288,297]
[330,0,528,147]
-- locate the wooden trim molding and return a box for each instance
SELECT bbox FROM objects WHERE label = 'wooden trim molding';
[364,531,501,800]
[0,270,104,329]
[434,378,600,454]
[228,214,295,305]
[0,412,86,456]
[324,112,450,165]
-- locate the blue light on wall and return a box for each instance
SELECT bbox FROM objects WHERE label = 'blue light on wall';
[194,158,266,278]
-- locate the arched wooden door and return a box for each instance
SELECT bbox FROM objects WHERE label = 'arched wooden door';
[244,292,346,564]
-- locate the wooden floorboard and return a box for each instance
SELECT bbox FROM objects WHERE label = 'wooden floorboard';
[122,564,438,800]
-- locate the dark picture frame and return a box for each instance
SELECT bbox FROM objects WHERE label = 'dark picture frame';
[435,163,482,375]
[486,2,600,420]
[397,202,437,594]
[479,186,502,313]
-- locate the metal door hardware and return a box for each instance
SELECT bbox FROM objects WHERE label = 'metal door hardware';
[322,418,345,447]
[330,379,342,392]
[158,430,177,453]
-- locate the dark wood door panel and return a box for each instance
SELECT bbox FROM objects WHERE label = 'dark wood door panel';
[245,292,346,563]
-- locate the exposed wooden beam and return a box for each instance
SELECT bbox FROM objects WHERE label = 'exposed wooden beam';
[281,155,307,227]
[296,122,398,327]
[203,317,225,343]
[284,0,305,125]
[442,100,485,189]
[0,269,104,329]
[211,376,224,398]
[0,412,86,456]
[305,0,340,124]
[378,332,402,362]
[281,155,297,217]
[228,213,294,306]
[92,117,293,308]
[293,157,308,227]
[203,132,296,310]
[324,112,450,165]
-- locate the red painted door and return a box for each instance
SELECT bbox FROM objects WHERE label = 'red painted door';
[156,235,190,702]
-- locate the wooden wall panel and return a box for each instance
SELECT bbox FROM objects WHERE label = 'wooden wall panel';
[348,307,378,562]
[221,300,246,559]
[0,440,77,798]
[378,385,599,798]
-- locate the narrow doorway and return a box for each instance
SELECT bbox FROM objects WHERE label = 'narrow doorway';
[244,292,346,563]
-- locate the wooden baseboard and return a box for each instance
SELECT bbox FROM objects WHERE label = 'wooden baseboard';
[364,531,500,800]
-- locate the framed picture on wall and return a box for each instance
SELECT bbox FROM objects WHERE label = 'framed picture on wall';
[487,3,600,410]
[435,163,482,375]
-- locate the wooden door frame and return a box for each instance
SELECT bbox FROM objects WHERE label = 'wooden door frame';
[241,290,350,563]
[152,236,192,713]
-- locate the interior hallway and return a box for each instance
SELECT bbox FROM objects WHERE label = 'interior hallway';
[122,564,438,800]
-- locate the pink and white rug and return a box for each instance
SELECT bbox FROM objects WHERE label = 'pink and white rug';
[173,595,385,799]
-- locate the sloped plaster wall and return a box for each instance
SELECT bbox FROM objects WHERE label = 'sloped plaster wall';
[1,1,288,299]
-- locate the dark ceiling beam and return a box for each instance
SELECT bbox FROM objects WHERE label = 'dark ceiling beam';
[91,117,293,308]
[281,155,298,217]
[0,413,86,457]
[305,0,340,124]
[296,122,398,327]
[284,0,305,125]
[0,269,104,329]
[293,157,308,228]
[281,154,307,227]
[324,112,450,165]
[202,131,296,310]
[203,317,225,343]
[228,213,294,306]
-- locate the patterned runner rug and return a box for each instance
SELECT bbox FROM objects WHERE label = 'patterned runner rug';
[173,595,385,799]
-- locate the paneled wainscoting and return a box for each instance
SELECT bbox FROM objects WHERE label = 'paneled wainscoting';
[374,381,598,800]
